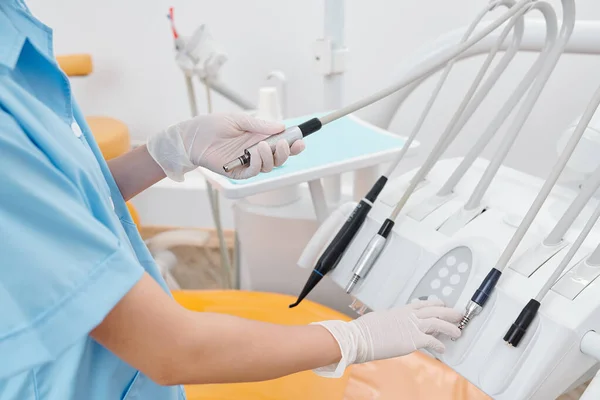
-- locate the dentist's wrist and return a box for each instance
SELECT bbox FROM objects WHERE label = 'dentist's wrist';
[147,127,197,182]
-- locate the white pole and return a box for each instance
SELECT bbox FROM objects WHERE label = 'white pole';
[322,0,344,205]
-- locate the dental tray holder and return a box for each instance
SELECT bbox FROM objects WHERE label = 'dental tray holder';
[198,113,417,222]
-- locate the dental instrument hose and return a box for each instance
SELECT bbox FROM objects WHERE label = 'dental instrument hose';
[457,0,576,335]
[504,152,600,347]
[223,0,533,174]
[344,0,507,295]
[289,1,532,308]
[504,199,600,347]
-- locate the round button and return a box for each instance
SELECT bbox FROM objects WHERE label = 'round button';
[442,286,453,297]
[450,274,461,285]
[446,256,457,266]
[458,262,469,273]
[428,294,439,301]
[431,279,441,289]
[438,267,449,278]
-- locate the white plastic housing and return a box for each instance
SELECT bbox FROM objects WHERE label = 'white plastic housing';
[303,157,600,399]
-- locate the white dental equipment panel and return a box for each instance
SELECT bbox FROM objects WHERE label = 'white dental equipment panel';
[302,158,600,399]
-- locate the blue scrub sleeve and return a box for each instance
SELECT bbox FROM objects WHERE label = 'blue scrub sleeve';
[0,112,145,379]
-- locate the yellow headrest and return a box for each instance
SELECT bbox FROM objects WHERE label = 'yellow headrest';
[56,54,93,77]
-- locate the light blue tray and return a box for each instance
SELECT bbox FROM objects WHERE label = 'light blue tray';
[202,113,416,199]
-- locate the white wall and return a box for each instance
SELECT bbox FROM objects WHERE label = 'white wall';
[27,0,600,180]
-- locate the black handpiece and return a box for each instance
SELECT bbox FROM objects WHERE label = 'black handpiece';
[289,177,387,308]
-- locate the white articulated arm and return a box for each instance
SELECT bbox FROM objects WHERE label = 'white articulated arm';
[359,20,600,131]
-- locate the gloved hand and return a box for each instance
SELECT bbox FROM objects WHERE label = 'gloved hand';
[147,113,306,181]
[313,299,462,378]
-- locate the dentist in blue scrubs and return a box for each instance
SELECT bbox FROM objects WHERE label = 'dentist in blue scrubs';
[0,1,463,399]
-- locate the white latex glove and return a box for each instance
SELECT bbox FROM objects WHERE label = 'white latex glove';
[147,113,306,181]
[313,299,462,378]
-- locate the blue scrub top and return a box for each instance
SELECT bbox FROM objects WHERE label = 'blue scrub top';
[0,1,185,399]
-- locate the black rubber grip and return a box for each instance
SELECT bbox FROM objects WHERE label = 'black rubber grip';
[315,200,372,276]
[298,118,322,137]
[377,219,395,238]
[503,299,540,347]
[365,176,388,203]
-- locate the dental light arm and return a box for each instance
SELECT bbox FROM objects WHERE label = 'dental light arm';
[204,79,256,111]
[287,0,534,308]
[223,0,535,173]
[458,0,576,333]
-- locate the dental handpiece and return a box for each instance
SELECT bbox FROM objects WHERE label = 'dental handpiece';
[222,118,322,172]
[345,219,394,294]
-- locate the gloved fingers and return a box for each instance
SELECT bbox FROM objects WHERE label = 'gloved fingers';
[290,139,306,156]
[408,298,446,310]
[415,306,463,323]
[273,139,291,167]
[421,334,447,354]
[257,141,274,173]
[233,114,285,136]
[418,318,462,339]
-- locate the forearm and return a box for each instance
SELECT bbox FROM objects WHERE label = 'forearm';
[170,312,342,385]
[91,274,342,387]
[108,145,166,201]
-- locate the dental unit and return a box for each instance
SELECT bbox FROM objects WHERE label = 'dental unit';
[194,0,600,396]
[292,0,600,397]
[288,0,537,308]
[344,0,544,295]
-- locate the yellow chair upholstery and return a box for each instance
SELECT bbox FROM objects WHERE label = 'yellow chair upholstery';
[56,54,93,77]
[173,291,490,400]
[85,116,131,161]
[126,203,141,227]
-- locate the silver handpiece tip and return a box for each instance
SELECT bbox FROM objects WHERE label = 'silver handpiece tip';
[223,158,243,173]
[345,275,360,294]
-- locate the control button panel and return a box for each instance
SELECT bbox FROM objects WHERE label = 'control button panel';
[408,246,472,307]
